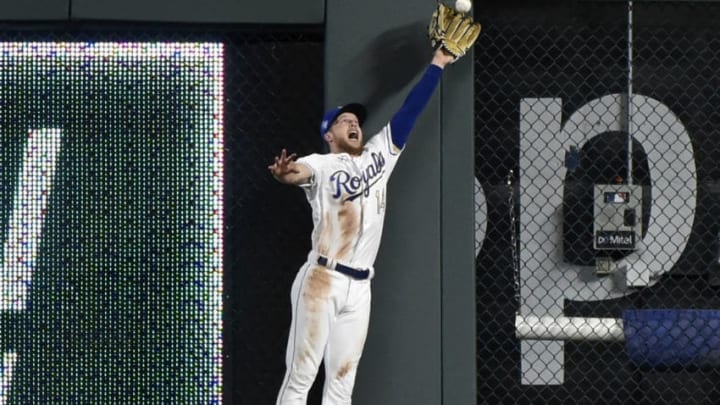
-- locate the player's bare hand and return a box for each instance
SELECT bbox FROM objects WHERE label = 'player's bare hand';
[268,149,299,178]
[268,149,312,185]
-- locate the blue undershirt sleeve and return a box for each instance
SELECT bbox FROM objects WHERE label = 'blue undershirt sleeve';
[389,64,444,149]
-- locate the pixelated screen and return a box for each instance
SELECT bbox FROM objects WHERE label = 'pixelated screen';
[0,43,223,403]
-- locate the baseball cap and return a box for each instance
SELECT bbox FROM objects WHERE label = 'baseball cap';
[319,103,367,138]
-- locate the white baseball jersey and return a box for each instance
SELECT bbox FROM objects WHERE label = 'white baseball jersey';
[297,123,402,273]
[276,124,402,404]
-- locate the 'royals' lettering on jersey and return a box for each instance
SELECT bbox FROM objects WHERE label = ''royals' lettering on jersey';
[330,152,386,201]
[297,124,401,271]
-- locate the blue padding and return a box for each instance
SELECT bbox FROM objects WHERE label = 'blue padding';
[623,309,720,367]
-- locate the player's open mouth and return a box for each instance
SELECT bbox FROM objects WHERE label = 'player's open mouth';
[349,132,359,140]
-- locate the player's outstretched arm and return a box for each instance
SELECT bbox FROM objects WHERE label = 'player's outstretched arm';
[387,50,449,150]
[268,149,312,185]
[387,4,480,150]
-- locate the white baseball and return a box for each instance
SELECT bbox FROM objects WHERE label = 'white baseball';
[455,0,472,13]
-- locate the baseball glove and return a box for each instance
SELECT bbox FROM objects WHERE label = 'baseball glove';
[428,2,481,60]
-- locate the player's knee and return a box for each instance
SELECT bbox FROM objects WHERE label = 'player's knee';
[323,361,358,404]
[333,360,358,382]
[277,371,316,405]
[287,367,317,392]
[289,350,323,385]
[324,381,355,405]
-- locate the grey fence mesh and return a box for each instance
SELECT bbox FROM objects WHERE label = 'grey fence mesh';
[475,2,720,404]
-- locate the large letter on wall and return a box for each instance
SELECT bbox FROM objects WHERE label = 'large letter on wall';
[518,95,696,385]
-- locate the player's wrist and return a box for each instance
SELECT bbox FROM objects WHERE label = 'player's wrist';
[431,48,454,68]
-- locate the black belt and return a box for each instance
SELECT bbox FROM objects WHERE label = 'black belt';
[317,256,370,280]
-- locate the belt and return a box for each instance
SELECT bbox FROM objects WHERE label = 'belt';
[317,256,370,280]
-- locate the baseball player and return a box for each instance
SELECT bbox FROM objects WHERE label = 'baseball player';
[269,6,480,404]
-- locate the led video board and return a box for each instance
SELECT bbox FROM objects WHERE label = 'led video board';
[0,42,224,404]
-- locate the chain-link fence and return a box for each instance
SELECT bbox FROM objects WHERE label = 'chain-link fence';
[222,28,325,405]
[475,1,720,404]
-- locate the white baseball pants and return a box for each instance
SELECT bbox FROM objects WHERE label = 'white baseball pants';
[276,262,372,405]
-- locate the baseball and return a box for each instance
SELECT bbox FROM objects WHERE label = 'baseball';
[455,0,472,13]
